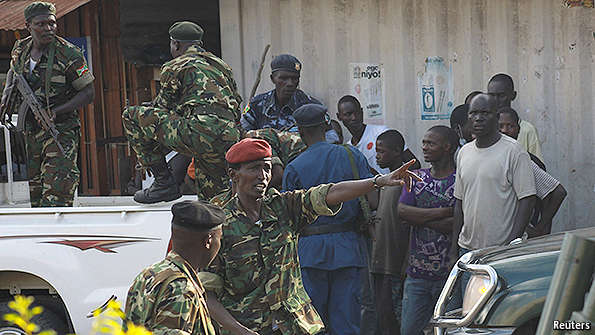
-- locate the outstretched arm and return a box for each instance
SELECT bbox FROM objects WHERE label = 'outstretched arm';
[326,159,421,207]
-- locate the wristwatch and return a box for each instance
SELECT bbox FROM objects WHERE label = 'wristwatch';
[372,174,382,189]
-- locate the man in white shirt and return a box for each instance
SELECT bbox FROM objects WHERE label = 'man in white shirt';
[452,93,536,254]
[337,95,420,174]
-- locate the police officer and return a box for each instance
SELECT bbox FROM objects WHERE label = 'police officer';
[240,54,322,132]
[200,136,421,335]
[122,21,242,203]
[1,2,95,207]
[125,200,223,334]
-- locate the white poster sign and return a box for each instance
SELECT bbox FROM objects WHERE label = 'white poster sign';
[349,63,385,125]
[418,57,453,120]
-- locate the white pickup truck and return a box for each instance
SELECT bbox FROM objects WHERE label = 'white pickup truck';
[0,125,185,334]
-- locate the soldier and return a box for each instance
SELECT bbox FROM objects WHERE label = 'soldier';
[125,200,223,334]
[240,54,322,132]
[0,1,95,207]
[200,137,421,335]
[208,128,306,207]
[122,21,242,203]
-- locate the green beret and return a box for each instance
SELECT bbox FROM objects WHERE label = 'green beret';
[169,21,204,42]
[171,200,224,232]
[24,2,56,21]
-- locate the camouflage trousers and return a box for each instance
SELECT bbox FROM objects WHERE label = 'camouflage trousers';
[122,106,240,200]
[25,126,80,207]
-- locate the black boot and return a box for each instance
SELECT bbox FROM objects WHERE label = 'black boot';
[134,158,182,204]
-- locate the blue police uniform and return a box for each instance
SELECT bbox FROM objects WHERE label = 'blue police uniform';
[283,142,372,335]
[240,89,322,132]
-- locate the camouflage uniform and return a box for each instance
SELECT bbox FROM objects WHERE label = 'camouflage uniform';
[122,45,241,200]
[125,251,216,335]
[201,184,341,335]
[240,89,322,132]
[246,128,306,167]
[9,36,94,207]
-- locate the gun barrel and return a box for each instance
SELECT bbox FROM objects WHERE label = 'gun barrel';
[14,73,66,157]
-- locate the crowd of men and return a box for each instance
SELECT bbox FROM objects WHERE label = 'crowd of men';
[1,3,568,335]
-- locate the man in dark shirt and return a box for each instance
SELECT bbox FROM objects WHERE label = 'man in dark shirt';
[283,104,372,335]
[241,54,322,132]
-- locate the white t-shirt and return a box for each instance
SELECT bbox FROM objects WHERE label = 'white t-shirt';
[531,160,560,200]
[348,124,408,175]
[454,135,536,250]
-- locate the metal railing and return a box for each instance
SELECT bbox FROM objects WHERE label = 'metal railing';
[1,123,14,205]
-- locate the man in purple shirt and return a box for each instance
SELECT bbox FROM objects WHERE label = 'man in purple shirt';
[398,126,459,335]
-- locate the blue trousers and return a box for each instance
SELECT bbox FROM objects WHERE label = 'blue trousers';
[400,277,446,335]
[301,267,362,335]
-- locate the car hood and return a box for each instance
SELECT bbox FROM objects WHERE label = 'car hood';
[472,227,595,264]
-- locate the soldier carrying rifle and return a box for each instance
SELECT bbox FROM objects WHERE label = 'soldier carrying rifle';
[0,2,95,207]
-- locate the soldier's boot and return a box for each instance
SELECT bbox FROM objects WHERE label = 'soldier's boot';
[133,158,182,204]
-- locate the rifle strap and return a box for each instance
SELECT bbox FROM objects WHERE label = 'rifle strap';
[44,42,55,114]
[341,144,373,221]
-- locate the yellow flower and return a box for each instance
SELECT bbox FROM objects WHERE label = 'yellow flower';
[124,322,152,335]
[2,295,152,335]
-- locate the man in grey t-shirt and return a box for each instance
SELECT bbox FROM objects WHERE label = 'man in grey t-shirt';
[452,94,536,257]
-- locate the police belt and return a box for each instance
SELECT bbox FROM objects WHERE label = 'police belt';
[300,221,357,237]
[192,104,237,122]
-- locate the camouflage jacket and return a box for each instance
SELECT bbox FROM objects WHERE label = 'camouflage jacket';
[201,184,341,335]
[125,251,216,335]
[153,45,242,124]
[240,89,322,131]
[9,36,95,130]
[246,128,306,167]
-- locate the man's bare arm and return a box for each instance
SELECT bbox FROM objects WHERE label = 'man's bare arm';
[538,185,567,235]
[451,199,463,254]
[326,159,421,206]
[423,217,455,234]
[508,195,536,242]
[398,203,452,225]
[206,291,259,335]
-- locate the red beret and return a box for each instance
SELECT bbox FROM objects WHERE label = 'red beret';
[226,138,272,164]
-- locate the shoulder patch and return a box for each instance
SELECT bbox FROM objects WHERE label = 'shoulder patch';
[76,63,89,77]
[243,103,250,115]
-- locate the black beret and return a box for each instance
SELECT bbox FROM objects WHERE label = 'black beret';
[169,21,204,42]
[293,104,329,127]
[271,54,301,73]
[171,200,225,232]
[25,2,56,21]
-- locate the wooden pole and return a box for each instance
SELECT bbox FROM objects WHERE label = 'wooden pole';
[249,44,270,102]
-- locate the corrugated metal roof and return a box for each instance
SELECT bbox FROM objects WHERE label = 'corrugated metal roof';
[0,0,91,31]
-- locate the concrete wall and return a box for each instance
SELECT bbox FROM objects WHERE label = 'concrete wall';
[219,0,595,232]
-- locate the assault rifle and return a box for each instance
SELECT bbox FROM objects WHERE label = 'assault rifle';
[0,70,65,155]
